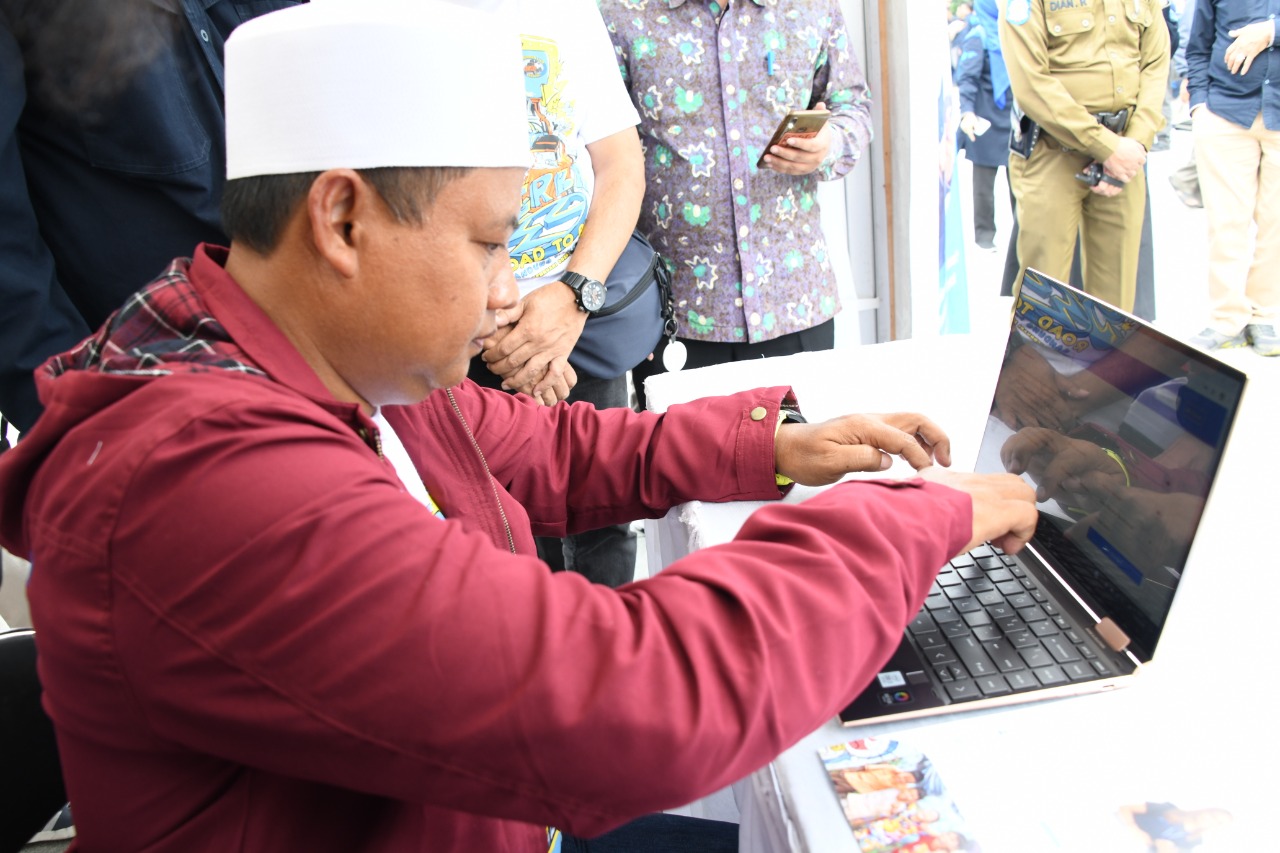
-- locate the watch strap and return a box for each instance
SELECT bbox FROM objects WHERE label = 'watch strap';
[774,406,806,487]
[559,271,598,313]
[559,270,589,292]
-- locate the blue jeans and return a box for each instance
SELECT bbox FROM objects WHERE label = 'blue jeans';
[561,814,738,853]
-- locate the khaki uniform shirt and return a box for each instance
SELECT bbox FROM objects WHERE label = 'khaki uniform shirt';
[999,0,1170,163]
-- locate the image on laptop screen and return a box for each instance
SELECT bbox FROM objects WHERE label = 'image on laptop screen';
[976,270,1246,663]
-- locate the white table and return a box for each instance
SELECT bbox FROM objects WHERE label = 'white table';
[645,333,1277,852]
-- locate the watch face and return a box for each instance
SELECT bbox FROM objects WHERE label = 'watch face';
[580,279,607,312]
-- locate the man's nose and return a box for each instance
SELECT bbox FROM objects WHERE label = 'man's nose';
[489,264,519,311]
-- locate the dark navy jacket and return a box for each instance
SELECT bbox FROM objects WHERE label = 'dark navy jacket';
[1186,0,1280,129]
[955,23,1013,170]
[0,0,301,431]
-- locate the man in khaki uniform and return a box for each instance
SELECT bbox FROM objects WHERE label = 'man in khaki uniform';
[1000,0,1169,312]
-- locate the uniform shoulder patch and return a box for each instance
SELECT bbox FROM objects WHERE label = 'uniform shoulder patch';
[1006,0,1031,25]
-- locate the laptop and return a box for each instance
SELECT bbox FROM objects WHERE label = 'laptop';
[839,269,1248,726]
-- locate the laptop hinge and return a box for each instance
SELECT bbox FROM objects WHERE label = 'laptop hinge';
[1096,618,1131,653]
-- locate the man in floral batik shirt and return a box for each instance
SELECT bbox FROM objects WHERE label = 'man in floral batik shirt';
[600,0,872,405]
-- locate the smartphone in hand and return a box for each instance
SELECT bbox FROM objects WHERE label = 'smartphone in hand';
[757,109,830,169]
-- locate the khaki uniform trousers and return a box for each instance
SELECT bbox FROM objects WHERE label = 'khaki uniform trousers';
[1193,106,1280,334]
[1009,136,1145,313]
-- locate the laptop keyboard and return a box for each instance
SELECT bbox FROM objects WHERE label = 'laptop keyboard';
[906,544,1116,703]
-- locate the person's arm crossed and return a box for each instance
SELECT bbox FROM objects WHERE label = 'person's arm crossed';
[482,126,643,404]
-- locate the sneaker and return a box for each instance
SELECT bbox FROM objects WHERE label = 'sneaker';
[31,803,76,842]
[1150,136,1172,152]
[976,240,998,253]
[1246,324,1280,357]
[1168,175,1203,208]
[1189,328,1248,351]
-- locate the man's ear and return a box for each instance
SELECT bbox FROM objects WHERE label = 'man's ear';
[306,169,367,279]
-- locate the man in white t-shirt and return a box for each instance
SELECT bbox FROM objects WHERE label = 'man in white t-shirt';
[467,0,644,587]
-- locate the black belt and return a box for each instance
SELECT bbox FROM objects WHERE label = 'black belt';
[1011,108,1131,159]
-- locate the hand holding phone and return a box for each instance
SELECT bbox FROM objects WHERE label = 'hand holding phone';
[757,109,831,169]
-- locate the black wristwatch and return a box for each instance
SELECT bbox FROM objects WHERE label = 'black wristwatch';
[779,407,807,427]
[559,271,607,314]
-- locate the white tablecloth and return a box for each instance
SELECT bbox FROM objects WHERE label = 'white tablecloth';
[644,333,1276,852]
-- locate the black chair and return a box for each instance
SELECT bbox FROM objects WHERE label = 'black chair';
[0,629,68,853]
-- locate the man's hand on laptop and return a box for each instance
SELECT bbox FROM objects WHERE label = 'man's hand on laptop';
[773,412,952,486]
[919,468,1038,555]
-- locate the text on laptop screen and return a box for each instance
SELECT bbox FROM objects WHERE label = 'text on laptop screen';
[975,271,1245,662]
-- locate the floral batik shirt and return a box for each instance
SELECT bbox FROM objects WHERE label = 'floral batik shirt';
[600,0,873,344]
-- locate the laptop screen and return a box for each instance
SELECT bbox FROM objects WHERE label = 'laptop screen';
[973,270,1247,663]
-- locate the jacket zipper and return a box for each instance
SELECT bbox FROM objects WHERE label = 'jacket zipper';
[358,426,385,460]
[446,389,517,554]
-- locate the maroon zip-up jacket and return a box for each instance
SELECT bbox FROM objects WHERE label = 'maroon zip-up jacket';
[0,244,972,852]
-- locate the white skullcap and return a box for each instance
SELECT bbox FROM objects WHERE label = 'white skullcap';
[224,0,530,179]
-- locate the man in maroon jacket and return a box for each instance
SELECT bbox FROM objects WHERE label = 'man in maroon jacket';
[0,2,1036,851]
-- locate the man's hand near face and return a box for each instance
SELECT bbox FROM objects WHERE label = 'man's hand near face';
[481,285,585,405]
[480,126,643,407]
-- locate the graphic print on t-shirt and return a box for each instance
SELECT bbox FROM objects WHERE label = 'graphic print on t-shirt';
[510,34,591,281]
